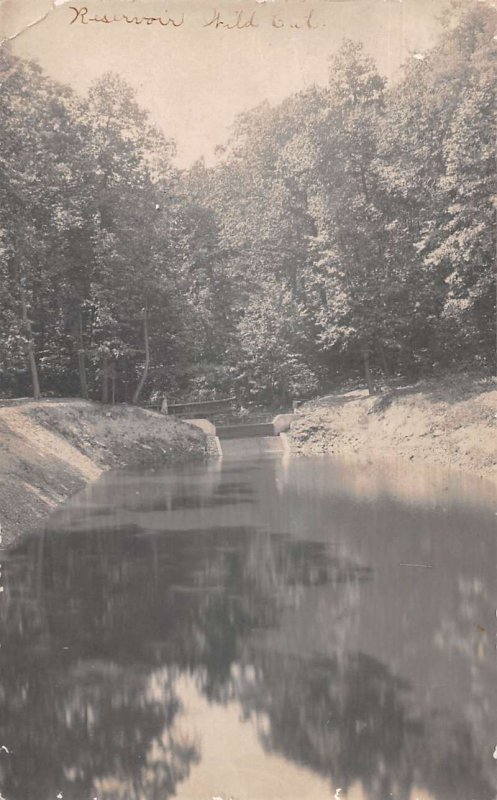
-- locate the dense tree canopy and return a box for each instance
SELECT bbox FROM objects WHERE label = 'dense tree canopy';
[1,0,495,404]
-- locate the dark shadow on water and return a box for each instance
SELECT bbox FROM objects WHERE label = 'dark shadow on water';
[1,456,495,800]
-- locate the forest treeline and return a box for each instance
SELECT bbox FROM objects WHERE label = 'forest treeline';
[0,1,495,405]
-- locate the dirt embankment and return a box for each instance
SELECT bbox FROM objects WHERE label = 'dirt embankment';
[0,399,206,546]
[289,375,497,481]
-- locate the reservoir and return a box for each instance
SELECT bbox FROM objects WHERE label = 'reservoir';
[1,454,496,800]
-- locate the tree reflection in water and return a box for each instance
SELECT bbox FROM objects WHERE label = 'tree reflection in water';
[1,459,495,800]
[231,649,492,800]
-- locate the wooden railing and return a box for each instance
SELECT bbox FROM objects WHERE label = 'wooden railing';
[144,396,237,418]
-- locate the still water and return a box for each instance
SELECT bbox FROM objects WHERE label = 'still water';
[1,454,496,800]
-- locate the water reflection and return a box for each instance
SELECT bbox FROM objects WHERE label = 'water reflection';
[1,456,496,799]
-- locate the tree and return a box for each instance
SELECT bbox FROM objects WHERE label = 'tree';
[298,41,390,391]
[380,1,497,372]
[423,4,497,366]
[235,278,319,404]
[0,49,97,398]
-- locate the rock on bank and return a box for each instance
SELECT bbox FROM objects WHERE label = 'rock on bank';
[0,399,206,546]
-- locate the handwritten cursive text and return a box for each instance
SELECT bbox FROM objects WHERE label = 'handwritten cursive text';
[69,6,185,26]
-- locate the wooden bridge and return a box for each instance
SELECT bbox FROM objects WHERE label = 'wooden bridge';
[145,396,237,418]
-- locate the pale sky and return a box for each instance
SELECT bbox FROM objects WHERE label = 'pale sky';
[3,0,449,166]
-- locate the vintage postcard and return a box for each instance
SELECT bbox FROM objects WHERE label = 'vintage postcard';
[0,0,496,798]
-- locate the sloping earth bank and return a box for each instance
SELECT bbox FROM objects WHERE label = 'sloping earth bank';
[288,375,497,482]
[0,399,205,546]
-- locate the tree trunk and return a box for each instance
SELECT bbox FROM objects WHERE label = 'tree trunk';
[19,280,41,400]
[77,309,89,399]
[377,341,390,378]
[101,354,110,404]
[363,349,375,396]
[132,307,150,405]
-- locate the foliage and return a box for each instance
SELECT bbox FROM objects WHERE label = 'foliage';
[235,278,320,403]
[0,1,495,402]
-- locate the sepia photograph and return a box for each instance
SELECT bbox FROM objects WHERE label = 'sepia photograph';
[0,0,496,797]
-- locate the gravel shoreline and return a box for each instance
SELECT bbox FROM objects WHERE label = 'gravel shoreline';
[0,399,206,546]
[288,376,497,483]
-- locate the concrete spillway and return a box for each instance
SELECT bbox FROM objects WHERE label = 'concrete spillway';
[216,420,288,458]
[184,414,294,459]
[219,435,285,458]
[216,422,275,440]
